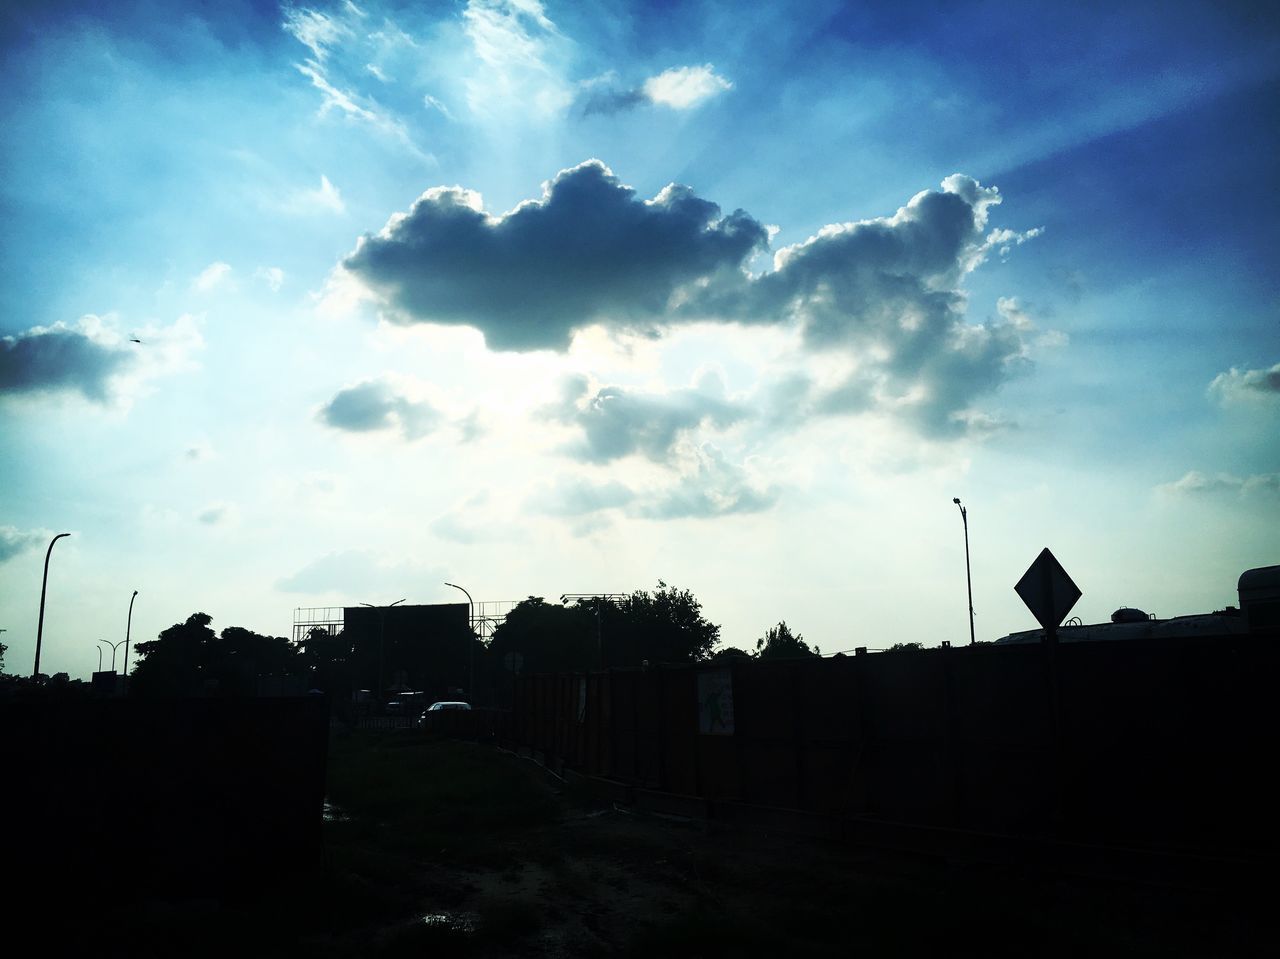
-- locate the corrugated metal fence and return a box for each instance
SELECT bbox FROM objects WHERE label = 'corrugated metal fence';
[506,635,1279,854]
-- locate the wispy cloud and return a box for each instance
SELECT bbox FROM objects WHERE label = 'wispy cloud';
[255,266,285,292]
[284,174,345,215]
[192,261,232,293]
[1157,470,1280,498]
[461,0,571,118]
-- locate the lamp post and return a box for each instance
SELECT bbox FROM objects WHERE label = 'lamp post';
[34,532,71,677]
[122,590,139,677]
[952,498,975,646]
[359,599,404,699]
[99,638,126,671]
[95,644,103,672]
[560,594,626,669]
[444,583,474,702]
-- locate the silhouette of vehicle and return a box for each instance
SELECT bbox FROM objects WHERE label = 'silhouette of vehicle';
[416,701,471,726]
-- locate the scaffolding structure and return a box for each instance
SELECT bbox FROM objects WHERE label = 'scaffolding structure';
[292,607,345,644]
[291,600,519,645]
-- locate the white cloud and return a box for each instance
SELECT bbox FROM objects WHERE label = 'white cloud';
[642,64,732,110]
[1157,470,1280,497]
[1208,362,1280,405]
[192,261,232,293]
[286,174,345,215]
[255,266,285,292]
[461,0,571,117]
[423,94,455,119]
[282,5,350,61]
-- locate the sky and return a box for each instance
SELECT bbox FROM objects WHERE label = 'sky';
[2,0,1277,679]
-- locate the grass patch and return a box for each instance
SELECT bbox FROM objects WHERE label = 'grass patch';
[325,732,559,858]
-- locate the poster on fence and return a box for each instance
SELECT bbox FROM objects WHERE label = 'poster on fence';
[697,668,735,735]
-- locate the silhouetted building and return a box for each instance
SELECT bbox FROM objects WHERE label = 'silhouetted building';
[343,602,474,700]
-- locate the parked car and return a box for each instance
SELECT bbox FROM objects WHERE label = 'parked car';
[416,701,471,726]
[427,701,471,711]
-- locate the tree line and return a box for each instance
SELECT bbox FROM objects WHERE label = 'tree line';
[1,581,831,701]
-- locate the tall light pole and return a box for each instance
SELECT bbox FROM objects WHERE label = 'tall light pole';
[99,639,126,671]
[34,532,71,677]
[444,583,474,701]
[359,599,404,699]
[953,498,975,646]
[122,590,139,677]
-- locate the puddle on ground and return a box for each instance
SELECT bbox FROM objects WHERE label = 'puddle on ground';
[420,912,477,935]
[322,800,350,822]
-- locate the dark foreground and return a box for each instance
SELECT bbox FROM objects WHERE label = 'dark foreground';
[51,731,1275,957]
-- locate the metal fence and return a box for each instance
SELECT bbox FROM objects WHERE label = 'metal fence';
[506,634,1279,856]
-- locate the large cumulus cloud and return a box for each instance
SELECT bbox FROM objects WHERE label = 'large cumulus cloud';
[340,161,1041,434]
[342,159,769,351]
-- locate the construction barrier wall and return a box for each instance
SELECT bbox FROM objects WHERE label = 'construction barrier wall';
[506,635,1278,855]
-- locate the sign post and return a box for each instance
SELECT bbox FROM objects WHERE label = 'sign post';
[1013,548,1081,828]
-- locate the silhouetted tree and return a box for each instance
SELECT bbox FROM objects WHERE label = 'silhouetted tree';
[605,581,720,667]
[131,612,305,696]
[0,637,7,673]
[299,626,352,693]
[710,645,753,662]
[886,642,924,652]
[754,621,819,660]
[487,597,596,675]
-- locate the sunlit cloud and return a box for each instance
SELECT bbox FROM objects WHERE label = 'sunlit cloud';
[642,64,732,109]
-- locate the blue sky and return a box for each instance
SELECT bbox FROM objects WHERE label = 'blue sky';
[2,0,1277,678]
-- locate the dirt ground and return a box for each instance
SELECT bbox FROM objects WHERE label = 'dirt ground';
[300,733,1271,957]
[89,732,1272,957]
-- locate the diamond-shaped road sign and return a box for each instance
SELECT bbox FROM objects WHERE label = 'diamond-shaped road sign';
[1014,548,1081,630]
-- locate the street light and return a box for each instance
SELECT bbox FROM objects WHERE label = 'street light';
[34,532,71,677]
[122,590,139,677]
[560,593,626,669]
[953,498,975,646]
[99,638,126,671]
[359,599,404,699]
[444,583,475,702]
